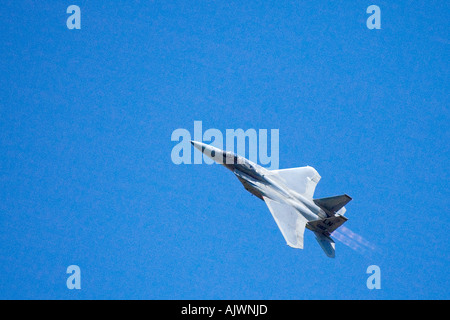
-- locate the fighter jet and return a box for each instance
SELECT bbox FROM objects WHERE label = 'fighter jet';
[191,140,352,258]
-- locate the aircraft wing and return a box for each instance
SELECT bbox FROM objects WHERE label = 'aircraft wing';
[263,196,307,249]
[271,166,321,198]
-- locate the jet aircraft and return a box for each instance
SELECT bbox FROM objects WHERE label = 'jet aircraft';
[191,140,352,258]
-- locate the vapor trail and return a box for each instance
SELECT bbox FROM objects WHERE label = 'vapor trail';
[331,226,377,255]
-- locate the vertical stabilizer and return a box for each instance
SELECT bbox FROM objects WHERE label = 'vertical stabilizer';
[314,232,336,258]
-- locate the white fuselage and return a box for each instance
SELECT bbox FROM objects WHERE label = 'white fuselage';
[233,163,326,222]
[189,140,327,223]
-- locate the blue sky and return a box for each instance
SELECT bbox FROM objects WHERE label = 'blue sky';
[0,1,448,299]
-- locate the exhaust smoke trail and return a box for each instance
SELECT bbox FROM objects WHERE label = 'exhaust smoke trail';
[331,226,378,255]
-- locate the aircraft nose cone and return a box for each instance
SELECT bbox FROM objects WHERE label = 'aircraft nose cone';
[191,140,225,162]
[190,140,205,152]
[190,140,240,170]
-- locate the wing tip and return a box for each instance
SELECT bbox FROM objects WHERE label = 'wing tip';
[287,242,304,250]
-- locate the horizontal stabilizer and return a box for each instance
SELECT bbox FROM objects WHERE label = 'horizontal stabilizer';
[263,196,307,249]
[314,232,336,258]
[313,194,352,216]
